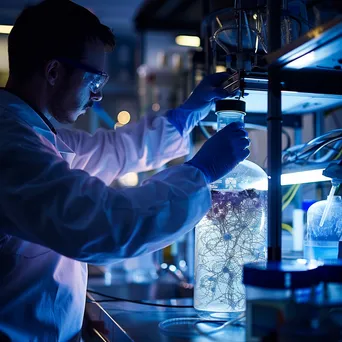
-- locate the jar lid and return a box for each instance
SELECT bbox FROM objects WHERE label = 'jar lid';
[321,259,342,283]
[215,99,246,113]
[243,259,322,289]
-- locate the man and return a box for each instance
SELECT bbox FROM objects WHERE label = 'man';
[0,0,249,340]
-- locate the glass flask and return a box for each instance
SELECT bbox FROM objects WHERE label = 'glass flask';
[194,100,268,319]
[304,196,342,260]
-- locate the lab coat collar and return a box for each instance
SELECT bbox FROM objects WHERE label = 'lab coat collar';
[0,88,76,164]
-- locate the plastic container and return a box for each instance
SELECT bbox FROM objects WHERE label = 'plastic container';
[320,259,342,304]
[304,196,342,260]
[243,259,323,342]
[312,259,342,342]
[194,100,268,319]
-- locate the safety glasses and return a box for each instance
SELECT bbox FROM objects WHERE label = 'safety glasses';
[56,57,109,94]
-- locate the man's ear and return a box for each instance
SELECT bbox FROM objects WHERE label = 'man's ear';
[45,59,61,86]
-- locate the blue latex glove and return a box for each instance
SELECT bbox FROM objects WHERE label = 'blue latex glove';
[186,122,250,183]
[167,72,236,136]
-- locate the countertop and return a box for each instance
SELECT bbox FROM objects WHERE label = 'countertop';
[85,294,245,342]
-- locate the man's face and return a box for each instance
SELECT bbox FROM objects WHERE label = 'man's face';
[48,41,107,124]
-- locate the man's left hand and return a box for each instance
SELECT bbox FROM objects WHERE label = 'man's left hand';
[166,72,237,136]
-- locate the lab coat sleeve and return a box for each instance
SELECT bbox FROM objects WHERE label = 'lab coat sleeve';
[0,120,210,265]
[57,113,190,185]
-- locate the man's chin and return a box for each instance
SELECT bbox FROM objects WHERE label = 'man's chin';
[53,115,77,125]
[52,110,85,124]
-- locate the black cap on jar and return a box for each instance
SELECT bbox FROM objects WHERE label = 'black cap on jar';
[215,99,246,114]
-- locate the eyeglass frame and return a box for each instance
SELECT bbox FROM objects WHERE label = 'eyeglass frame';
[55,57,109,94]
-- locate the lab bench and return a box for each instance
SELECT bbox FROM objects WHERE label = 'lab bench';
[85,268,342,342]
[84,236,300,342]
[84,290,245,342]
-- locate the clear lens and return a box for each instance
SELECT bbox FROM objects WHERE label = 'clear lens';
[84,72,109,94]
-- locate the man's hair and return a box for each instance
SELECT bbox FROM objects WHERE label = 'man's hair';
[8,0,115,81]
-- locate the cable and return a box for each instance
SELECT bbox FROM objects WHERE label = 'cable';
[89,291,246,337]
[299,139,341,159]
[307,137,342,161]
[159,317,205,337]
[194,312,245,336]
[86,290,193,308]
[282,129,292,150]
[334,148,342,161]
[87,299,193,308]
[282,184,297,203]
[299,129,342,152]
[282,223,293,234]
[282,184,301,211]
[290,138,342,165]
[158,314,245,338]
[282,130,342,165]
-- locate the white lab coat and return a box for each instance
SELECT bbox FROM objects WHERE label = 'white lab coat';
[0,89,211,341]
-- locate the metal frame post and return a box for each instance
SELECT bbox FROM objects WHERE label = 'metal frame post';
[294,122,303,209]
[314,111,325,198]
[201,0,213,75]
[267,0,283,261]
[314,111,325,156]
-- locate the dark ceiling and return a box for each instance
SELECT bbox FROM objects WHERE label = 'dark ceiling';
[0,0,144,31]
[1,0,340,35]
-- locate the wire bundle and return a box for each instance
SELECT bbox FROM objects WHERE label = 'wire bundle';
[282,129,342,166]
[87,289,245,337]
[87,289,193,308]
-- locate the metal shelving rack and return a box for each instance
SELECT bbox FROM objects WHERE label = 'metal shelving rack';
[266,2,342,260]
[134,0,342,263]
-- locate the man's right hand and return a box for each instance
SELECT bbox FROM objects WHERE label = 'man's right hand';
[186,122,250,183]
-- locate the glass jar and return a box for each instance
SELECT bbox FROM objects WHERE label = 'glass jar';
[304,196,342,260]
[194,100,268,319]
[243,260,322,342]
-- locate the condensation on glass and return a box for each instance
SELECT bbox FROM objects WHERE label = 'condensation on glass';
[194,100,268,319]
